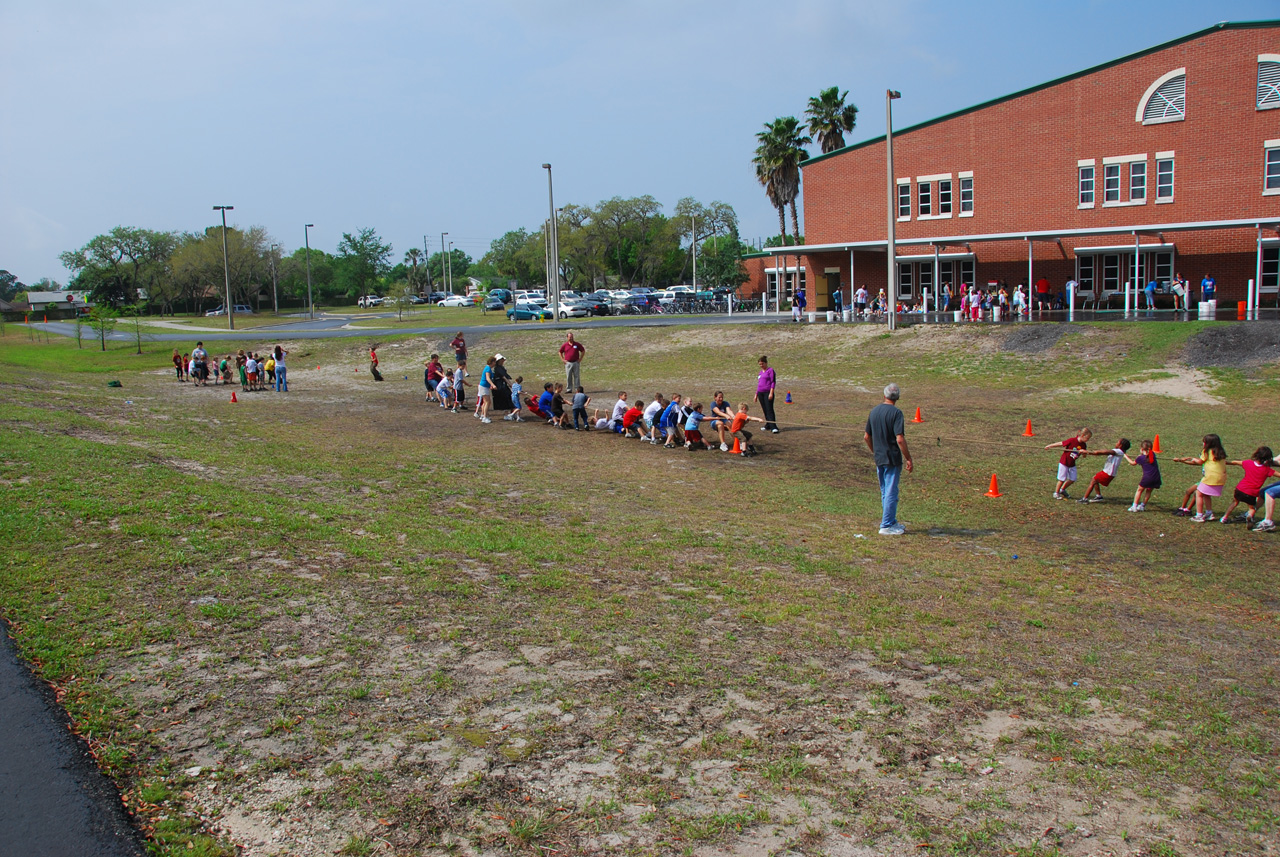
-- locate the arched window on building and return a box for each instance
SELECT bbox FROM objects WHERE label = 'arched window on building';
[1259,56,1280,110]
[1136,68,1186,124]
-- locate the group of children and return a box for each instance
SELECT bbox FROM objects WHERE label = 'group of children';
[567,390,767,455]
[172,344,288,393]
[1046,428,1279,529]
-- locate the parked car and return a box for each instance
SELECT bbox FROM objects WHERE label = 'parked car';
[580,295,610,316]
[407,294,428,305]
[488,288,513,305]
[508,301,553,321]
[556,298,590,319]
[205,304,254,317]
[608,294,647,314]
[482,295,505,312]
[516,291,549,307]
[438,295,475,307]
[357,295,384,308]
[427,291,449,304]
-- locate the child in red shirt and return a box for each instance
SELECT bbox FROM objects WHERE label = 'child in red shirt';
[1218,446,1277,525]
[621,404,645,438]
[1045,428,1092,500]
[729,403,766,455]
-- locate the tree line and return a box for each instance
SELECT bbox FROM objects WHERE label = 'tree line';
[45,194,749,313]
[752,85,860,246]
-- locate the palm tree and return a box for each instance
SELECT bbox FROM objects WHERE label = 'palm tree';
[805,86,858,154]
[404,248,422,290]
[753,117,811,243]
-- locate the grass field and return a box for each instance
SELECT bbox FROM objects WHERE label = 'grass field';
[1,320,1277,857]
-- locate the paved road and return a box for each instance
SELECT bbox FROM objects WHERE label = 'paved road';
[0,620,147,857]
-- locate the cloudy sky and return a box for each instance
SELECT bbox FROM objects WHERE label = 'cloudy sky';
[2,0,1276,284]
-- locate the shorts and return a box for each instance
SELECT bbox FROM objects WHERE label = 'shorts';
[1266,483,1280,499]
[247,372,258,384]
[1234,488,1260,506]
[1057,464,1078,483]
[1139,477,1162,490]
[455,353,465,364]
[642,417,654,430]
[686,429,704,445]
[1197,482,1223,497]
[733,428,753,443]
[478,384,491,398]
[1093,472,1114,487]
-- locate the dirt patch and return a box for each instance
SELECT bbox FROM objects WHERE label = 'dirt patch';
[1000,324,1080,353]
[1106,367,1223,405]
[1182,321,1280,367]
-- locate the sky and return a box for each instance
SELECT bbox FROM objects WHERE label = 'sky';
[2,0,1278,285]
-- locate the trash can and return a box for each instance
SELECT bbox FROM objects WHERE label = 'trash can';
[953,310,962,322]
[842,309,852,322]
[808,312,816,323]
[825,311,834,323]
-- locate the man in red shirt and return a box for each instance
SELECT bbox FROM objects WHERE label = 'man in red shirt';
[560,332,585,391]
[1035,277,1052,312]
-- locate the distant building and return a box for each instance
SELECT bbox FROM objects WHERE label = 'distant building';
[23,291,93,311]
[745,20,1280,311]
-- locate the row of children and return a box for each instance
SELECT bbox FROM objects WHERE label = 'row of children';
[556,390,767,456]
[1046,429,1279,528]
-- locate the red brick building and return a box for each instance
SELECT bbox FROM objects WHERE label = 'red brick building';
[745,21,1280,312]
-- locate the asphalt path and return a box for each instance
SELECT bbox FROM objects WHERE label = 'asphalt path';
[0,620,147,857]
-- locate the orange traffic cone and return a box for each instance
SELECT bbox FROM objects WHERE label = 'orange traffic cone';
[1152,434,1162,454]
[730,437,742,455]
[1022,420,1035,437]
[230,391,238,403]
[911,406,924,423]
[984,474,1003,497]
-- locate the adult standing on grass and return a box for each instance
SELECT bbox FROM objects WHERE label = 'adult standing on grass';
[864,383,914,536]
[560,332,585,391]
[755,355,779,433]
[192,341,208,386]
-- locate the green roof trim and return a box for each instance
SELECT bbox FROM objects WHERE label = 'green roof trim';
[803,19,1280,168]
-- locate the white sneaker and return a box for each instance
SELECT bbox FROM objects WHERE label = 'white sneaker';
[515,416,525,422]
[1136,504,1145,511]
[1191,513,1208,522]
[720,443,729,452]
[481,417,492,424]
[878,525,906,536]
[1253,519,1275,532]
[1127,505,1139,512]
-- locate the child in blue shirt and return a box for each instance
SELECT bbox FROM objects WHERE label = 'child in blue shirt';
[683,403,711,450]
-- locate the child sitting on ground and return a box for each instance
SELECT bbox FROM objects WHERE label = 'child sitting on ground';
[1218,446,1276,525]
[1045,428,1092,499]
[729,402,766,455]
[1126,439,1162,512]
[1078,438,1134,503]
[683,403,711,450]
[1172,434,1228,521]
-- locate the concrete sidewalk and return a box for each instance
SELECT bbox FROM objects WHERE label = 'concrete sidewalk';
[0,620,147,857]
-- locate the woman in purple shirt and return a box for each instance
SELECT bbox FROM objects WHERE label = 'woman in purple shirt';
[754,355,779,433]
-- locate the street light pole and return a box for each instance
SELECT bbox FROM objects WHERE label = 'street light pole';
[304,224,315,320]
[270,244,279,315]
[542,164,560,311]
[440,232,449,294]
[448,241,455,296]
[885,89,901,332]
[213,206,234,330]
[691,216,697,293]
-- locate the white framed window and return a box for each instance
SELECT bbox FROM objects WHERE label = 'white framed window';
[1154,251,1172,286]
[1266,143,1280,195]
[1156,156,1174,201]
[959,175,974,215]
[1077,255,1095,294]
[897,181,911,220]
[1078,165,1095,207]
[1137,68,1186,124]
[938,180,952,215]
[1102,254,1120,294]
[918,260,933,296]
[897,262,913,297]
[959,259,975,290]
[1129,161,1147,202]
[918,181,932,217]
[1103,164,1121,202]
[1262,246,1279,294]
[1259,56,1280,110]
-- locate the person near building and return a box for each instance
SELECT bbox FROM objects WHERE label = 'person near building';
[754,355,779,433]
[864,383,914,536]
[1171,273,1187,311]
[832,288,843,317]
[1201,273,1216,304]
[560,332,585,391]
[1035,277,1052,312]
[1144,277,1158,311]
[855,286,869,318]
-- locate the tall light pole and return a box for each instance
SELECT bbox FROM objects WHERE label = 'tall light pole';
[304,224,315,320]
[691,215,697,292]
[542,164,560,310]
[448,241,455,295]
[422,236,433,292]
[440,232,449,294]
[212,206,234,329]
[269,243,279,315]
[885,89,902,331]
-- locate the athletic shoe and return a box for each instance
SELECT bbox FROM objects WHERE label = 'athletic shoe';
[770,428,779,434]
[1059,491,1070,500]
[1136,504,1145,511]
[1191,513,1208,522]
[1052,492,1062,500]
[720,443,729,452]
[1172,508,1192,517]
[515,416,525,422]
[1252,519,1275,532]
[1076,497,1091,504]
[878,525,906,536]
[1202,513,1216,522]
[664,443,674,448]
[503,414,514,421]
[1219,515,1232,524]
[481,417,492,424]
[1126,505,1140,512]
[1088,496,1105,503]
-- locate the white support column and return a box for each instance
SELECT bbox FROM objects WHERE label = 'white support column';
[1026,239,1033,301]
[1256,225,1265,316]
[849,248,856,320]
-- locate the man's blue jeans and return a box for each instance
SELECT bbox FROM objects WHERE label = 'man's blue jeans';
[877,464,902,529]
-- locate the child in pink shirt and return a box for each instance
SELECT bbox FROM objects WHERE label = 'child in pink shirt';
[1218,446,1276,525]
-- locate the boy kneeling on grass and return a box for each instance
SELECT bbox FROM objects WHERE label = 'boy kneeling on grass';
[1077,438,1134,503]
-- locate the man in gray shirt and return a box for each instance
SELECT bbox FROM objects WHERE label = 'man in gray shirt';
[864,383,914,535]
